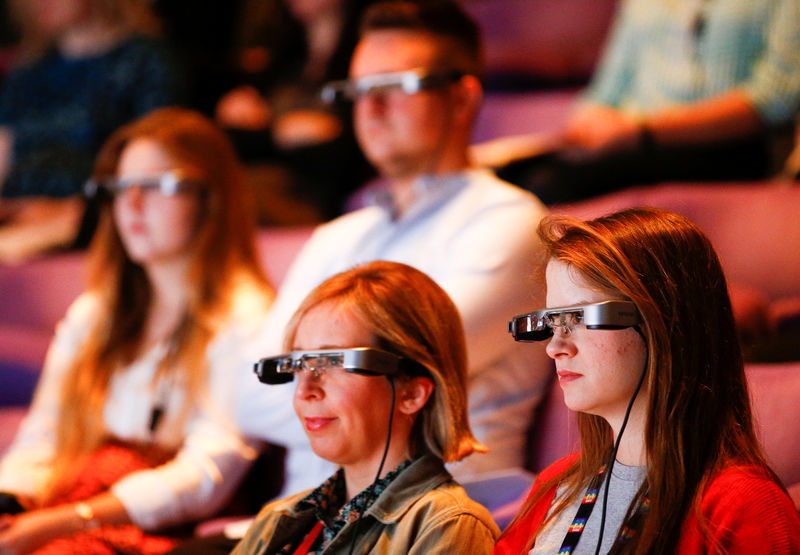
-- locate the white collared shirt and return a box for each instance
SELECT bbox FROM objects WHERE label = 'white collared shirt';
[239,168,552,479]
[0,281,285,529]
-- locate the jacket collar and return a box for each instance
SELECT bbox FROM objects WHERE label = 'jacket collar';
[259,454,450,552]
[364,454,451,524]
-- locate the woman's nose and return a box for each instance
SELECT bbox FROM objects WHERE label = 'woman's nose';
[118,186,145,210]
[545,328,578,360]
[356,91,388,118]
[294,370,324,400]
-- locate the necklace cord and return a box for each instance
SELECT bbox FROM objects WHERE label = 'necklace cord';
[346,376,396,555]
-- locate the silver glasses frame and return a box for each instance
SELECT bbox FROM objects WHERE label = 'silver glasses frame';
[508,300,641,342]
[320,68,465,104]
[254,347,422,385]
[84,170,199,198]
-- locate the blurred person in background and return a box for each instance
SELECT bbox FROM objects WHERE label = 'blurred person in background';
[239,0,551,488]
[480,0,800,205]
[0,108,275,554]
[0,0,184,264]
[215,0,375,223]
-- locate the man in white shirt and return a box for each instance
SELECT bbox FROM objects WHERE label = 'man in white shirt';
[239,0,551,485]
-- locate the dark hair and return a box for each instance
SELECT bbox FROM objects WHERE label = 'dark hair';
[505,207,776,554]
[359,0,484,78]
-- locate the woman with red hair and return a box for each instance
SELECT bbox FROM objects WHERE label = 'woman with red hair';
[0,108,273,554]
[496,208,800,554]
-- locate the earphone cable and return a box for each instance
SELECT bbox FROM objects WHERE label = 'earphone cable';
[594,328,649,555]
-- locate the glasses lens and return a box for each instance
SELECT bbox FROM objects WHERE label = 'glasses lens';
[545,310,584,336]
[255,356,295,384]
[510,314,553,342]
[100,173,193,196]
[299,354,344,375]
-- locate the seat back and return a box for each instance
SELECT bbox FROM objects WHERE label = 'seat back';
[555,183,800,301]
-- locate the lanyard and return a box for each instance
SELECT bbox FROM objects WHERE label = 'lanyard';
[557,465,650,555]
[293,520,324,555]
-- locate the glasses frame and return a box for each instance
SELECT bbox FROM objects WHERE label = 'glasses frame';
[254,347,426,385]
[84,170,201,199]
[508,300,641,342]
[320,68,465,104]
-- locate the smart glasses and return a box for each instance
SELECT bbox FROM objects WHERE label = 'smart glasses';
[321,68,465,104]
[254,347,426,385]
[84,170,201,198]
[508,300,641,342]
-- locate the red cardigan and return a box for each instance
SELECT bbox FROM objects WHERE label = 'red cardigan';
[494,454,800,554]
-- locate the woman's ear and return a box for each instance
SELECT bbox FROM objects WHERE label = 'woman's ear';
[396,376,434,417]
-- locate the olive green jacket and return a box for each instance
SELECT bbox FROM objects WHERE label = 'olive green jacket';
[232,454,499,554]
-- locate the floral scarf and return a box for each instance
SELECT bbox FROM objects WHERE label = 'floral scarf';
[280,459,413,554]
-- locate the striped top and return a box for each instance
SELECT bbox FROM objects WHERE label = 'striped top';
[586,0,800,125]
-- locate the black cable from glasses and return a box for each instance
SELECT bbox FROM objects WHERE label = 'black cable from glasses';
[347,376,396,555]
[594,326,649,555]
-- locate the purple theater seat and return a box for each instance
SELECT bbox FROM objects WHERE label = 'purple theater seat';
[461,0,617,83]
[0,251,85,330]
[747,362,800,488]
[0,324,52,371]
[554,183,800,302]
[0,253,84,402]
[0,324,51,406]
[0,362,39,407]
[0,407,28,458]
[255,227,314,288]
[473,90,579,143]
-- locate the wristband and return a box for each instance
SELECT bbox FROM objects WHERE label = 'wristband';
[74,502,101,530]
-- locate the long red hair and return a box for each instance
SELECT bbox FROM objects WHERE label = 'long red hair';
[47,107,271,501]
[503,207,775,554]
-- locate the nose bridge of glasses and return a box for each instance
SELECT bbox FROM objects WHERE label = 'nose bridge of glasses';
[114,172,189,197]
[547,310,580,336]
[116,181,146,206]
[292,354,343,379]
[324,70,428,104]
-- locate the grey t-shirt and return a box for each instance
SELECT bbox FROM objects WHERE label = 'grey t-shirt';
[530,462,646,555]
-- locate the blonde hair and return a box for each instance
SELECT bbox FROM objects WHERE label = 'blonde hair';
[283,260,485,463]
[47,107,271,501]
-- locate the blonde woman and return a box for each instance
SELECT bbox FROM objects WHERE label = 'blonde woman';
[0,108,272,554]
[234,261,499,554]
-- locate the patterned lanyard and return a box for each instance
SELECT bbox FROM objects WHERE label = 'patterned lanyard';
[557,465,650,555]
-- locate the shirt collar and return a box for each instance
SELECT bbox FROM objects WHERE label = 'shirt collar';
[366,168,488,221]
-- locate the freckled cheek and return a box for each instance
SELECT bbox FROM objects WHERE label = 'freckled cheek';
[580,338,636,380]
[584,337,618,358]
